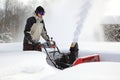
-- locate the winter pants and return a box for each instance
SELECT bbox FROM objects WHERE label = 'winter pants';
[23,43,42,51]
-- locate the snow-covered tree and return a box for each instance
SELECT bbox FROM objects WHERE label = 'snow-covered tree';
[0,0,30,42]
[103,24,120,41]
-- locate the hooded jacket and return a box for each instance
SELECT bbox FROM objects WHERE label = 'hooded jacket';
[24,13,49,44]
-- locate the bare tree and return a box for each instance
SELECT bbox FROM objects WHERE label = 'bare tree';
[0,0,28,42]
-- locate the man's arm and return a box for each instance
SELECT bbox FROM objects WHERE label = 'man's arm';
[24,17,36,43]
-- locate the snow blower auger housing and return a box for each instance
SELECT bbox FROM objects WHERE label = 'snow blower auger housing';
[42,39,79,70]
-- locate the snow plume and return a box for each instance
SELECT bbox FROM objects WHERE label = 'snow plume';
[73,0,92,42]
[73,0,108,42]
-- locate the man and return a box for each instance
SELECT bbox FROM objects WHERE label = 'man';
[23,6,50,51]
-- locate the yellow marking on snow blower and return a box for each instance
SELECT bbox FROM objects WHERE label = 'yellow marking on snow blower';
[70,42,76,48]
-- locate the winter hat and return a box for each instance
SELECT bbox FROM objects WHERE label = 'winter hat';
[35,6,45,15]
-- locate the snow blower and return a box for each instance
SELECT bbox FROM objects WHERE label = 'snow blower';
[42,39,100,69]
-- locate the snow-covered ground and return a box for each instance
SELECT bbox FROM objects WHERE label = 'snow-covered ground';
[0,43,59,80]
[41,62,120,80]
[78,42,120,62]
[0,42,120,80]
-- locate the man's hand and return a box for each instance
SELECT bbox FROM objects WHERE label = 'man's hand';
[32,41,41,47]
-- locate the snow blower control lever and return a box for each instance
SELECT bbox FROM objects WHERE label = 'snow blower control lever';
[48,37,56,48]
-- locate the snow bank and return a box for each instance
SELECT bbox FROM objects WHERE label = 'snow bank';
[41,62,120,80]
[78,42,120,62]
[0,43,22,52]
[0,42,120,80]
[0,51,59,80]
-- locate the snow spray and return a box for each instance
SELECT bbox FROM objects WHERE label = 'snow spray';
[73,0,92,42]
[73,0,108,42]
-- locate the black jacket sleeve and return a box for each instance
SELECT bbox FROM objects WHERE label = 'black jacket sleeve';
[24,17,36,43]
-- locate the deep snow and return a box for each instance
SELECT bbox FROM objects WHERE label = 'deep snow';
[0,42,120,80]
[0,45,59,80]
[41,62,120,80]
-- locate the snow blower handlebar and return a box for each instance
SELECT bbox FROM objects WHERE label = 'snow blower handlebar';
[40,37,56,48]
[41,37,63,69]
[42,43,58,68]
[40,37,61,53]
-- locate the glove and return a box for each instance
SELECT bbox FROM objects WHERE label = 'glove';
[32,41,41,47]
[32,41,42,51]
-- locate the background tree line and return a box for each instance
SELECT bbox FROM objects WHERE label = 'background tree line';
[0,0,33,43]
[103,24,120,42]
